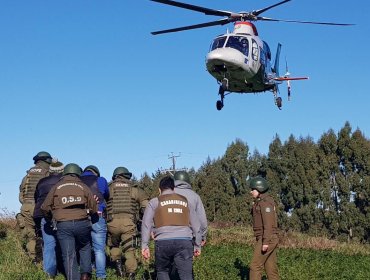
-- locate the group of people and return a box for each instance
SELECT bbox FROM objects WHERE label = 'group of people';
[18,151,148,280]
[17,150,280,280]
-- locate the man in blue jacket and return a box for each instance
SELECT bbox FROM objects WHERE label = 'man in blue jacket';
[81,165,109,280]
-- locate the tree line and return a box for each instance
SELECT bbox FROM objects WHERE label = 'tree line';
[136,122,370,243]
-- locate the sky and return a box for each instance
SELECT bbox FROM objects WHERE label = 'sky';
[0,0,368,214]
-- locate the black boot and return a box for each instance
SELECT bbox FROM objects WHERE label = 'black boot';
[115,259,124,277]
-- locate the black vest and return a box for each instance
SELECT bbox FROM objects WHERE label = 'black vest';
[34,173,62,218]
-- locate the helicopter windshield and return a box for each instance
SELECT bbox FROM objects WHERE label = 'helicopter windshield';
[210,36,227,51]
[225,36,249,56]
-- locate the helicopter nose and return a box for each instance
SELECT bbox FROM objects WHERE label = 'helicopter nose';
[206,48,250,73]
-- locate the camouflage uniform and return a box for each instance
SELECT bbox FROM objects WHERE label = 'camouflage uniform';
[106,176,148,275]
[18,160,50,261]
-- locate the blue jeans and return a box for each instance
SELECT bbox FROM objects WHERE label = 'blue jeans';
[91,214,107,278]
[155,239,194,280]
[56,219,92,280]
[41,218,57,276]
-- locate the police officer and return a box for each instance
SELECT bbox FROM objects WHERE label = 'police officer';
[174,171,208,246]
[249,177,279,280]
[141,176,202,280]
[18,151,52,263]
[34,158,64,278]
[41,163,97,280]
[81,165,109,280]
[106,167,148,279]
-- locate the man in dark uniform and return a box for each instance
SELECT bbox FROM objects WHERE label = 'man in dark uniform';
[18,151,52,263]
[106,166,148,279]
[41,163,97,280]
[34,158,64,278]
[249,177,279,280]
[81,165,109,280]
[141,176,201,280]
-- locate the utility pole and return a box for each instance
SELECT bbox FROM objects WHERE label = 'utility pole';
[161,152,185,175]
[168,152,181,173]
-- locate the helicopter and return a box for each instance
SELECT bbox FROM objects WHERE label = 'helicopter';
[150,0,353,110]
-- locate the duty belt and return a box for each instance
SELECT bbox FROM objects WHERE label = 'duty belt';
[57,218,89,223]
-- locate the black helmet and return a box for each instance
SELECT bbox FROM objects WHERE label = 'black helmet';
[84,165,100,176]
[112,167,132,180]
[174,171,190,184]
[33,151,52,164]
[249,177,269,193]
[63,163,82,176]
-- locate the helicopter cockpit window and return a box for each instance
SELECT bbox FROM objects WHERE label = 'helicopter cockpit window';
[210,36,227,51]
[225,36,249,56]
[251,39,259,61]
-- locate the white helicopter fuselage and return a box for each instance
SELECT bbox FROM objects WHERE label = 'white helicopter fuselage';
[206,22,275,93]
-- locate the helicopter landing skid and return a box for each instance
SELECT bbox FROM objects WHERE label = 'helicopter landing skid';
[216,78,228,111]
[273,88,282,110]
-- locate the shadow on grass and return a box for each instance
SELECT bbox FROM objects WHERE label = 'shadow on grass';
[234,258,268,280]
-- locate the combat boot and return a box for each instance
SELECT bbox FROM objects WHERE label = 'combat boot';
[80,273,91,280]
[115,259,124,277]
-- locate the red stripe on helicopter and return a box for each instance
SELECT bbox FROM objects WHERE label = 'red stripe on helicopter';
[234,21,258,35]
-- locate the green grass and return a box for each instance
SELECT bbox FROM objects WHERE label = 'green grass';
[1,219,370,279]
[194,244,370,280]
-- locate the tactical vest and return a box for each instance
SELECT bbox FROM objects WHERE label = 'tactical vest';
[23,164,49,202]
[81,174,104,207]
[53,177,88,210]
[154,193,189,228]
[106,178,137,221]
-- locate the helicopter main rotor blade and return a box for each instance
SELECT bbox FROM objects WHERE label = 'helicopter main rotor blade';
[152,18,232,35]
[257,16,354,26]
[252,0,291,16]
[150,0,233,17]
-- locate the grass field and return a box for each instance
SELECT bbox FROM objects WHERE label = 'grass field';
[1,213,370,280]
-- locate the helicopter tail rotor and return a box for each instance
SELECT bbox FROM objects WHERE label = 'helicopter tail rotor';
[274,59,309,101]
